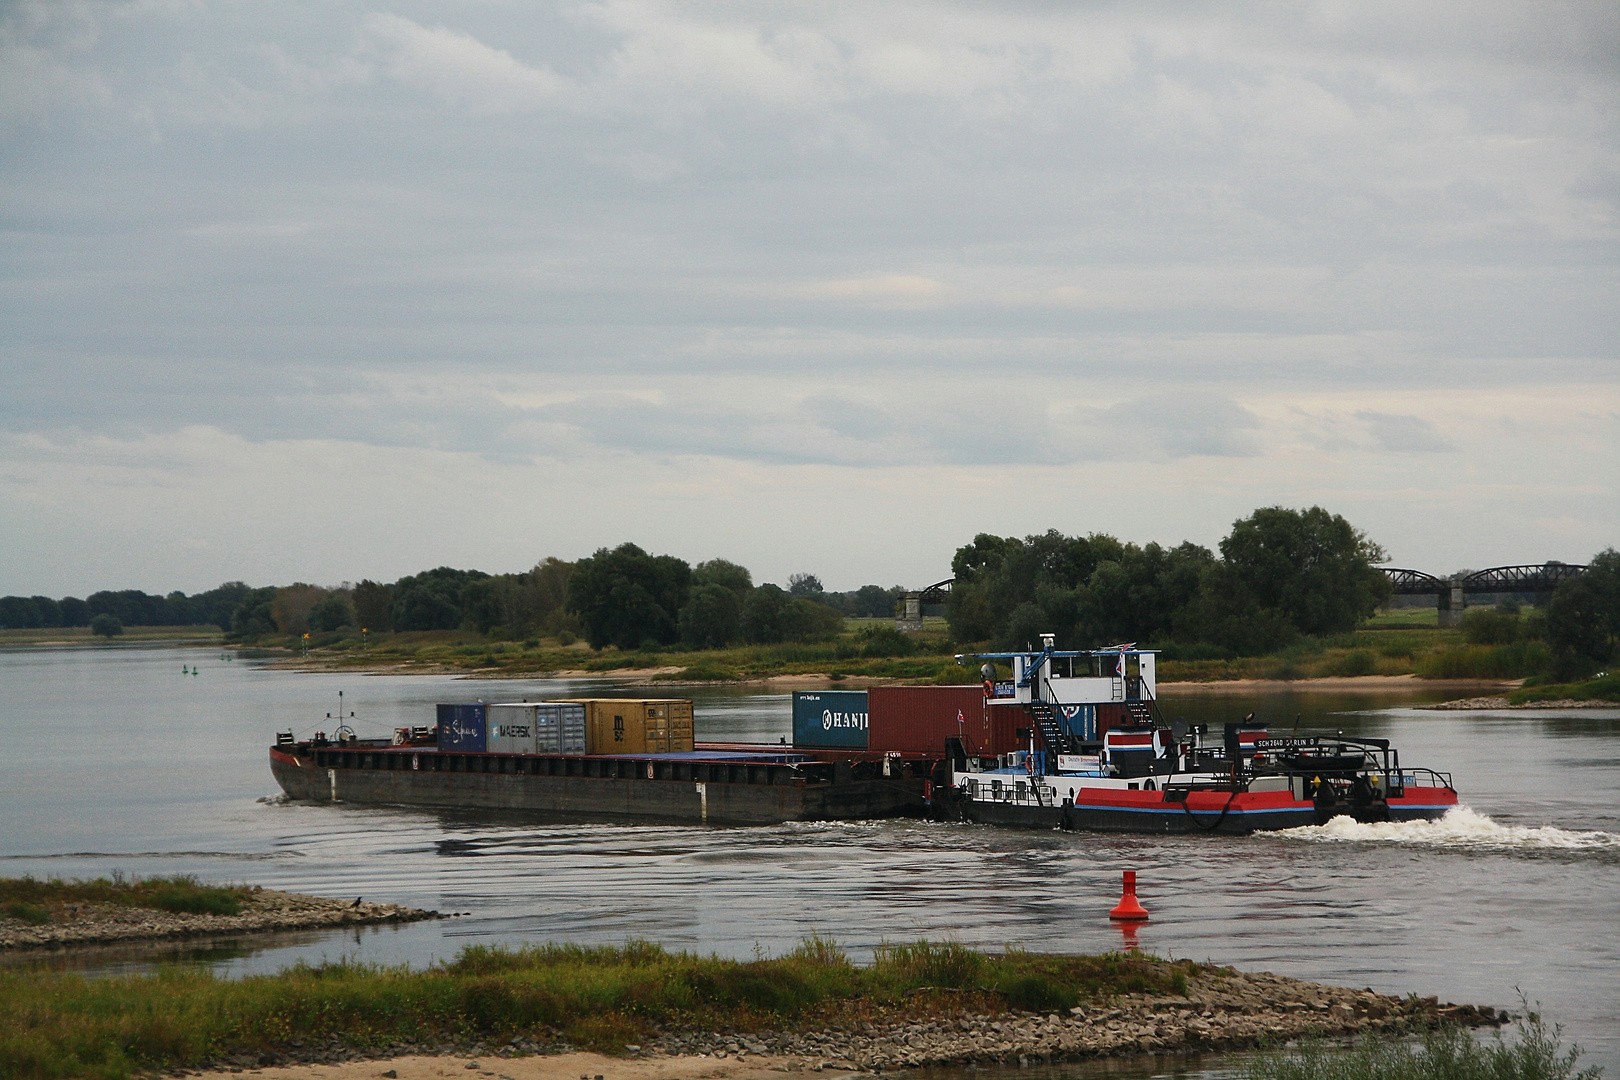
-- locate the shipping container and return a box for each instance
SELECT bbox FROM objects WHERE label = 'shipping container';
[569,698,695,754]
[486,704,540,754]
[534,702,587,755]
[792,690,869,749]
[435,703,486,752]
[868,686,1001,758]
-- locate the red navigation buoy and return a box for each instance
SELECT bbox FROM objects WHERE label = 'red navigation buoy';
[1109,870,1149,921]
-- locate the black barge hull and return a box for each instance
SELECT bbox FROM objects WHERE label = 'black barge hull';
[270,746,924,826]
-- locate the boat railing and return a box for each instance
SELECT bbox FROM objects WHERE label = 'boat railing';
[1398,767,1455,790]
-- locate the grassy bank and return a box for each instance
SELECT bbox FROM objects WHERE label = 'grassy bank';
[1509,672,1619,705]
[0,625,225,647]
[1,939,1195,1080]
[1245,1011,1600,1080]
[37,610,1550,686]
[1,875,246,926]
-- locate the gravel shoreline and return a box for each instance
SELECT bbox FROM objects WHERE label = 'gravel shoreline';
[0,886,442,950]
[176,967,1504,1076]
[1419,696,1615,710]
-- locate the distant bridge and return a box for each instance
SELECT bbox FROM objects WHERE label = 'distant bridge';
[1381,563,1587,625]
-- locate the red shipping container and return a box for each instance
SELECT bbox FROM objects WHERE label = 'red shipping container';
[867,686,1037,758]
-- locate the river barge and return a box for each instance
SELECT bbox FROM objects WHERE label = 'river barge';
[932,638,1459,833]
[270,698,926,825]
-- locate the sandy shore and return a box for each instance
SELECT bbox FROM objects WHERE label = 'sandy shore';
[0,887,443,950]
[1157,675,1516,694]
[176,968,1504,1078]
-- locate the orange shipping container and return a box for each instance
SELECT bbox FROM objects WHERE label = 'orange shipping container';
[569,699,694,754]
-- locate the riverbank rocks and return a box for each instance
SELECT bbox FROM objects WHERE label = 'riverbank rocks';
[0,886,441,950]
[647,969,1504,1072]
[1421,696,1614,710]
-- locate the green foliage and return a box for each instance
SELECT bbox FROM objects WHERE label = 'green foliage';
[1205,505,1390,638]
[1509,672,1620,704]
[1415,640,1552,679]
[0,876,244,918]
[390,567,490,632]
[691,558,752,595]
[0,939,1201,1080]
[946,529,1213,649]
[309,592,354,633]
[1322,649,1377,677]
[1545,549,1620,679]
[88,613,123,638]
[1462,608,1525,645]
[1243,1010,1599,1080]
[678,584,743,648]
[740,586,845,644]
[855,625,915,657]
[3,901,49,925]
[567,544,690,650]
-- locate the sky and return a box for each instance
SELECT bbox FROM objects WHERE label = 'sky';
[2,0,1616,597]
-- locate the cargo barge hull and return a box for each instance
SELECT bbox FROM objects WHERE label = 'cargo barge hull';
[269,746,924,826]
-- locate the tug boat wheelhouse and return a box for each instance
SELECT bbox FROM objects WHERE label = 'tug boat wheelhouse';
[937,636,1458,834]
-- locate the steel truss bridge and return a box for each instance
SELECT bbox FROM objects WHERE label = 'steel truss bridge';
[1381,563,1588,596]
[1383,563,1586,625]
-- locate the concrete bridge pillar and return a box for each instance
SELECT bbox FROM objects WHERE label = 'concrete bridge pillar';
[896,592,924,632]
[1437,576,1466,627]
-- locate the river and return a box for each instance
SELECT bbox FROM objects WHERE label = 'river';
[1,645,1616,1074]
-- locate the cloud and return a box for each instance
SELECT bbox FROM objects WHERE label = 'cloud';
[360,13,568,113]
[0,1,1615,593]
[1356,410,1454,453]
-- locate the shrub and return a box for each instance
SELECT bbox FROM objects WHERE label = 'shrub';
[3,901,49,925]
[857,626,915,658]
[1324,649,1377,677]
[1416,641,1551,679]
[1462,608,1522,646]
[90,613,123,638]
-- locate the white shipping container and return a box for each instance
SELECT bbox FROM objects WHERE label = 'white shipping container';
[486,704,540,754]
[535,703,587,754]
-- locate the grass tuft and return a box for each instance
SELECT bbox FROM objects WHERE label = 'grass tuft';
[0,875,245,919]
[1243,1009,1599,1080]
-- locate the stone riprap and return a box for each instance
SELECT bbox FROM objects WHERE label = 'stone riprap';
[649,969,1503,1070]
[172,967,1504,1077]
[0,886,441,949]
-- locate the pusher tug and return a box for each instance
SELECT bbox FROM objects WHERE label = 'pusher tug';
[933,635,1459,833]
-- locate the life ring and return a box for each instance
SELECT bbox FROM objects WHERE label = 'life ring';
[1025,754,1035,775]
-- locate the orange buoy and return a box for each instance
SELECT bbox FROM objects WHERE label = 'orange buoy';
[1109,870,1149,921]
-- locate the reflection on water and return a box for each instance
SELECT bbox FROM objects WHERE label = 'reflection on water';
[1,646,1617,1074]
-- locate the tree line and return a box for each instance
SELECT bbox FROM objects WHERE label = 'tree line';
[0,554,909,649]
[6,507,1614,678]
[947,506,1393,656]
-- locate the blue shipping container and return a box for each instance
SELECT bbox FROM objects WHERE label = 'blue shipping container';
[436,703,487,752]
[793,690,869,749]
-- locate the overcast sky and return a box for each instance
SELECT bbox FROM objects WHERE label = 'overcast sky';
[2,0,1616,597]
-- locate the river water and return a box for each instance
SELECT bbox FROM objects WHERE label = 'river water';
[1,645,1616,1074]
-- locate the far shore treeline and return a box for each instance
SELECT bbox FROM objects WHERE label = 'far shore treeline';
[3,506,1617,680]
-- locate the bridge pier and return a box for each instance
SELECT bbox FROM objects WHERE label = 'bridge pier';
[1437,577,1466,627]
[896,592,924,632]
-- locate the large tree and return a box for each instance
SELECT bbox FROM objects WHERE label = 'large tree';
[566,543,691,650]
[1546,548,1620,677]
[1210,506,1390,637]
[679,584,743,648]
